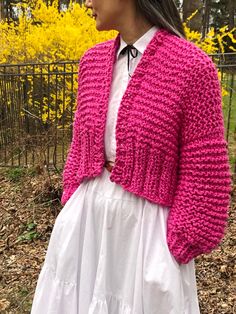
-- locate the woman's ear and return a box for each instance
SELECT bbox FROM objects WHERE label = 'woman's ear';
[84,0,92,9]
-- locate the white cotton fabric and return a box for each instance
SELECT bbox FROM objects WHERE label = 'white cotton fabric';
[31,26,201,314]
[31,168,200,314]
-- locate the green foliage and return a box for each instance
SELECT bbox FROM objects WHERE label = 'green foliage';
[19,287,29,297]
[6,167,26,182]
[5,167,37,182]
[16,222,40,243]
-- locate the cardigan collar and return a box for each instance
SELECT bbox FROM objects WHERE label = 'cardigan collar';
[102,28,169,108]
[109,27,169,76]
[101,27,171,114]
[97,27,172,177]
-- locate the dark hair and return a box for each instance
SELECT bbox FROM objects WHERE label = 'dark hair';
[135,0,186,39]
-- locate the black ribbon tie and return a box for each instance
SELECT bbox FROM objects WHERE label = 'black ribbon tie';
[120,44,138,76]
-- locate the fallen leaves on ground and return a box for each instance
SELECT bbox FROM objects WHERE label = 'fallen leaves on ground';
[0,167,235,313]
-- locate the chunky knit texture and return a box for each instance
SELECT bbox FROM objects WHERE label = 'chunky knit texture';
[61,28,232,264]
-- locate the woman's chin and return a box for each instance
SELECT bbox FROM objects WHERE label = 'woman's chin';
[95,24,103,31]
[95,21,112,32]
[96,25,106,31]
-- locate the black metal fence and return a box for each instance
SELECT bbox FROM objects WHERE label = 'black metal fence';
[211,53,236,178]
[0,61,79,170]
[0,54,236,178]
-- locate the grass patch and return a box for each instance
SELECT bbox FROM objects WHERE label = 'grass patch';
[16,222,40,243]
[6,167,26,182]
[4,166,41,182]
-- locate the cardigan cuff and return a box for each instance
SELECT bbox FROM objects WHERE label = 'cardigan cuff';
[167,231,211,264]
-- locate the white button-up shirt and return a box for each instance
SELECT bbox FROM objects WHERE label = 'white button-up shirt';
[104,26,159,164]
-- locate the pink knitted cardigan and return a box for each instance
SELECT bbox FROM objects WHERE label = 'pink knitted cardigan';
[61,28,232,264]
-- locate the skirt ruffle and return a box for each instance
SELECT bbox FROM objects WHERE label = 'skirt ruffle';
[31,167,200,314]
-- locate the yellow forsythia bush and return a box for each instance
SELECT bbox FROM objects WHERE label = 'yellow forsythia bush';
[0,1,235,124]
[184,11,236,54]
[0,0,117,63]
[0,2,235,64]
[0,0,118,124]
[184,10,236,98]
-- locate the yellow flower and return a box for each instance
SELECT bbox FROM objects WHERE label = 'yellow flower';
[0,0,233,122]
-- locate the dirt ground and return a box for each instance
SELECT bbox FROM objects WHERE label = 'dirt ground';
[0,166,235,314]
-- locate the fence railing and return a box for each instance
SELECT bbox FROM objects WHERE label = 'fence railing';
[0,54,236,178]
[211,53,236,178]
[0,61,79,170]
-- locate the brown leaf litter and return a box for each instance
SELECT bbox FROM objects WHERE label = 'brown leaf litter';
[0,167,235,313]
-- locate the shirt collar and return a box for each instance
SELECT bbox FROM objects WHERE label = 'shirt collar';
[117,25,159,58]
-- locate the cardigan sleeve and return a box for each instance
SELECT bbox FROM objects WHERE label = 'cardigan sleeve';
[166,57,232,264]
[61,56,85,205]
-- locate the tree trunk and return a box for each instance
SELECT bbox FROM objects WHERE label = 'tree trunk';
[228,0,235,30]
[183,0,204,33]
[0,0,8,21]
[0,1,4,20]
[202,0,211,38]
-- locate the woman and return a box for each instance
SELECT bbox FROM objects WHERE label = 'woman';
[31,0,232,313]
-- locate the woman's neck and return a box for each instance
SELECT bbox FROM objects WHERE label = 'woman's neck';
[116,9,154,45]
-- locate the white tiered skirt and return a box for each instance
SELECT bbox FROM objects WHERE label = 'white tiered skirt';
[31,167,200,314]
